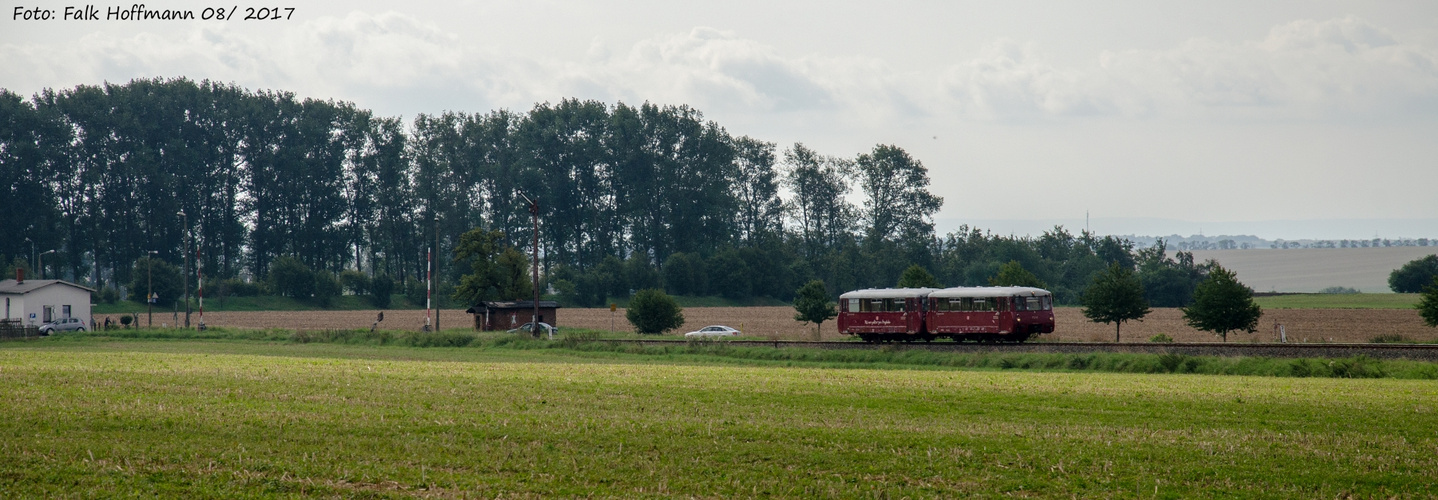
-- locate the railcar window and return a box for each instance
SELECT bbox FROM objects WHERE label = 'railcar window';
[1043,296,1053,310]
[966,297,995,312]
[1025,297,1041,311]
[847,299,859,312]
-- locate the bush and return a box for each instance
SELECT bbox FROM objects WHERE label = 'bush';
[339,270,371,296]
[404,278,427,306]
[268,256,315,300]
[370,274,394,308]
[1157,353,1187,372]
[221,278,260,297]
[1149,333,1174,343]
[99,286,119,304]
[313,270,342,307]
[1329,356,1386,378]
[1318,286,1360,294]
[626,288,685,334]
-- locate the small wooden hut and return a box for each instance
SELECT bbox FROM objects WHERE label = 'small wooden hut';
[465,300,560,331]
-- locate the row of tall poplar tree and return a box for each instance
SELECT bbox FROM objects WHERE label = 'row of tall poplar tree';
[2,77,1209,307]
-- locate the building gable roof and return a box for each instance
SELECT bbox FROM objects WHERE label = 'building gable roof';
[465,300,561,314]
[0,279,97,295]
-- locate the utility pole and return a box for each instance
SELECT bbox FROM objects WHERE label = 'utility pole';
[425,246,432,332]
[180,210,190,329]
[197,245,205,330]
[147,250,157,327]
[435,218,440,332]
[521,194,540,339]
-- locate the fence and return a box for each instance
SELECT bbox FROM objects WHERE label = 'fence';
[0,319,41,339]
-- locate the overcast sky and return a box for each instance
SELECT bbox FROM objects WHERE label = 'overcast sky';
[5,1,1437,239]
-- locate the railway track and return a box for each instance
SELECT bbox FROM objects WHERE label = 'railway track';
[597,339,1438,362]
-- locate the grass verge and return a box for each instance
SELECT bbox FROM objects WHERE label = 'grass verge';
[34,327,1438,380]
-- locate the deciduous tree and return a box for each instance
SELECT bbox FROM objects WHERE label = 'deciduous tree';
[1389,255,1438,293]
[792,280,837,340]
[1081,263,1150,342]
[897,265,941,288]
[990,260,1046,288]
[1417,276,1438,328]
[451,228,506,305]
[855,144,942,246]
[1182,265,1262,342]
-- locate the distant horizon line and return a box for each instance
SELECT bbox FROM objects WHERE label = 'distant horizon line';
[935,217,1438,241]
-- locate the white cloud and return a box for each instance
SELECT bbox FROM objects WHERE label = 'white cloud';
[3,15,1435,124]
[941,17,1438,121]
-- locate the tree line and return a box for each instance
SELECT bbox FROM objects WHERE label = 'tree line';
[2,77,1211,308]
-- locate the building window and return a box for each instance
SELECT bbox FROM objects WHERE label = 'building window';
[63,305,72,319]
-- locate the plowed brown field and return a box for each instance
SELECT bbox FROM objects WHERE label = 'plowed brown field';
[142,306,1438,343]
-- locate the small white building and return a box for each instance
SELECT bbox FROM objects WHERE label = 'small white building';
[0,278,95,328]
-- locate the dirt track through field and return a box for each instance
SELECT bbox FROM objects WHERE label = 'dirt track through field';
[121,306,1438,344]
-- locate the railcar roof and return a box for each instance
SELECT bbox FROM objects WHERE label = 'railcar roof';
[928,286,1052,298]
[838,288,941,299]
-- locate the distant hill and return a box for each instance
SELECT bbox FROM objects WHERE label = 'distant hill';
[1168,247,1438,293]
[1132,234,1434,251]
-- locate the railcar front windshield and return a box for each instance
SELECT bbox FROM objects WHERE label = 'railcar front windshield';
[1012,296,1053,311]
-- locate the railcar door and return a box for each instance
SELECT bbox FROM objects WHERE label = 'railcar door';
[907,297,923,334]
[994,297,1012,334]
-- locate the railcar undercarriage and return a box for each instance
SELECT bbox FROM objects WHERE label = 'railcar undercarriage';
[856,332,1034,343]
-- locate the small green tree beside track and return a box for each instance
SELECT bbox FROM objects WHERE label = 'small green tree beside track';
[1182,265,1262,342]
[1081,263,1150,342]
[1418,277,1438,328]
[793,280,837,340]
[627,289,685,334]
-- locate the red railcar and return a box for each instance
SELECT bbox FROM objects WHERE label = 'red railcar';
[836,288,938,342]
[925,286,1054,342]
[837,286,1054,342]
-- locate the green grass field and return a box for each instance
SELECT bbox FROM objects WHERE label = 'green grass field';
[1252,293,1420,309]
[3,337,1437,498]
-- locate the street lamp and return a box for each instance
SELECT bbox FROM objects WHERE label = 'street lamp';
[39,249,55,280]
[147,250,158,328]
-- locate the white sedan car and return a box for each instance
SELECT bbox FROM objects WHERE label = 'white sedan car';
[683,325,741,338]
